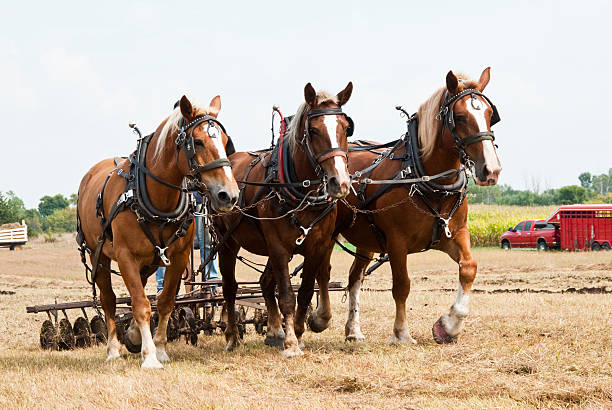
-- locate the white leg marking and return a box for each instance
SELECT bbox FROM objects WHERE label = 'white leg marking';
[345,279,365,341]
[138,320,163,369]
[441,282,470,337]
[106,338,121,361]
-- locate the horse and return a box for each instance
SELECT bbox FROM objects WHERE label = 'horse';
[77,95,240,368]
[297,67,502,345]
[215,82,353,357]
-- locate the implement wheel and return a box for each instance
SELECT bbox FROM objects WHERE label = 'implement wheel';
[73,317,92,348]
[58,318,75,350]
[90,315,107,345]
[40,320,58,350]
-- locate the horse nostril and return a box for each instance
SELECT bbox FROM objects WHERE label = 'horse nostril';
[217,190,230,204]
[329,176,340,190]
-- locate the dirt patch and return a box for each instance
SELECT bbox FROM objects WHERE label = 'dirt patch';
[0,290,16,295]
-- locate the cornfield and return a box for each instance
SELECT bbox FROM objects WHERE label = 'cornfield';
[467,204,557,247]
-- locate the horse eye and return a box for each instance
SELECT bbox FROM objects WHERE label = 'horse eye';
[194,139,204,147]
[455,116,466,123]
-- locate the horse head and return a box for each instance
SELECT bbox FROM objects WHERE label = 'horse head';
[302,82,353,199]
[177,95,239,211]
[444,67,502,186]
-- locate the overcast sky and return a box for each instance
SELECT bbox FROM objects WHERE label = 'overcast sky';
[1,1,610,208]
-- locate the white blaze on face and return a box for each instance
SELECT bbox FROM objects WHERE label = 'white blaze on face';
[323,115,347,177]
[465,97,500,169]
[207,124,234,181]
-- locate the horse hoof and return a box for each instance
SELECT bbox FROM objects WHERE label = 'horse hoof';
[123,335,142,354]
[264,334,285,348]
[156,349,170,363]
[307,314,330,333]
[432,318,457,344]
[281,346,304,358]
[387,333,417,345]
[345,334,366,343]
[141,356,164,369]
[225,339,240,352]
[106,350,121,361]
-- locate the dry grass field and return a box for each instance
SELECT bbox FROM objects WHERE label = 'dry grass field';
[0,234,610,409]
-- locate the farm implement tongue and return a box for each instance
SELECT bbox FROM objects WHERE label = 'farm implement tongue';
[26,279,344,351]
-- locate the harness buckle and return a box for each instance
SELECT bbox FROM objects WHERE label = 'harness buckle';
[422,175,430,182]
[441,218,452,238]
[295,226,312,246]
[156,246,171,265]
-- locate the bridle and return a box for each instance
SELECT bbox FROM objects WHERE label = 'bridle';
[301,107,354,179]
[438,88,501,166]
[175,115,232,190]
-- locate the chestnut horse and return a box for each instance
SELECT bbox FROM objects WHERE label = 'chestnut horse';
[300,68,501,345]
[216,83,353,357]
[78,95,239,368]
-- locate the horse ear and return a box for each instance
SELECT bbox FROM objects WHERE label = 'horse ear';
[304,83,316,107]
[336,81,353,106]
[477,67,491,91]
[179,95,194,120]
[446,71,459,94]
[208,95,221,117]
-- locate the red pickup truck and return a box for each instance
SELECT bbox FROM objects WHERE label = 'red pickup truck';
[500,219,560,251]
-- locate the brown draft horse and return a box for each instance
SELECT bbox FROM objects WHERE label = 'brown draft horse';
[78,95,239,368]
[216,83,353,357]
[306,68,502,345]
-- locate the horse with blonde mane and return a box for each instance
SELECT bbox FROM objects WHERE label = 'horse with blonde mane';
[77,95,239,368]
[291,68,502,345]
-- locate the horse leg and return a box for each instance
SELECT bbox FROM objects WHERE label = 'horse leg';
[387,243,416,345]
[433,228,476,343]
[268,249,301,357]
[116,253,162,369]
[344,249,374,342]
[219,243,240,351]
[294,256,319,344]
[306,246,334,333]
[93,254,121,360]
[153,255,188,363]
[260,262,285,348]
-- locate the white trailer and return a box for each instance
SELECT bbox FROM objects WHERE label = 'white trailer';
[0,220,28,250]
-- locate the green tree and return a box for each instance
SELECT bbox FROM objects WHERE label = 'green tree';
[578,172,592,188]
[38,194,69,217]
[0,191,26,224]
[24,209,43,236]
[44,207,77,233]
[556,185,589,204]
[69,193,78,207]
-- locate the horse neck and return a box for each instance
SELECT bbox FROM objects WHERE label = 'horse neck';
[420,128,462,183]
[144,133,185,212]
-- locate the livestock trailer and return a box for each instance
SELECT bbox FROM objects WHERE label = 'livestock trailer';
[546,204,612,251]
[0,220,28,250]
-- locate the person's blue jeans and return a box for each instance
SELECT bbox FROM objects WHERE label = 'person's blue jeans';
[196,215,220,281]
[156,267,165,292]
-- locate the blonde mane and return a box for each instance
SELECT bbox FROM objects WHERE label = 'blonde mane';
[417,73,474,161]
[285,90,338,154]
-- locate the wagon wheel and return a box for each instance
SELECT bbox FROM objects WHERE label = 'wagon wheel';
[123,319,142,354]
[90,315,107,345]
[602,242,611,251]
[40,320,58,350]
[114,315,127,345]
[58,318,75,350]
[73,317,92,348]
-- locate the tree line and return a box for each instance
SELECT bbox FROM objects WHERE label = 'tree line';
[468,169,612,205]
[0,192,76,237]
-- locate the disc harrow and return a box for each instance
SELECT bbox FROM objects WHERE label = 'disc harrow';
[27,280,344,352]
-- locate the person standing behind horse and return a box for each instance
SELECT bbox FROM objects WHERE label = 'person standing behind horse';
[156,191,219,293]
